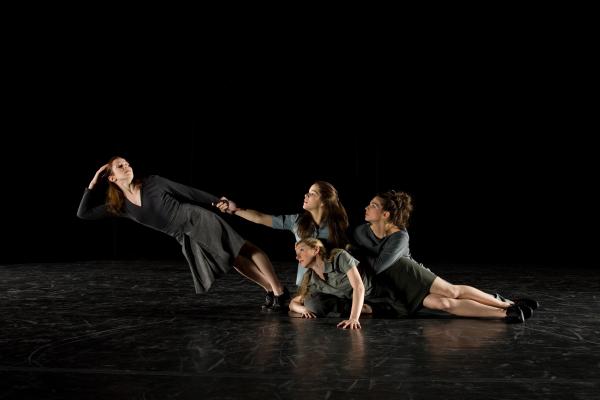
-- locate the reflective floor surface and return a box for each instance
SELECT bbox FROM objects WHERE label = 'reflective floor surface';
[1,260,598,399]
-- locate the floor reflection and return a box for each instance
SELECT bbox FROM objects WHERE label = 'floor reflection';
[424,319,508,350]
[3,261,599,399]
[288,317,366,379]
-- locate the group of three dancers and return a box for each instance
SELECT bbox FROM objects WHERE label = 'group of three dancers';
[77,156,538,329]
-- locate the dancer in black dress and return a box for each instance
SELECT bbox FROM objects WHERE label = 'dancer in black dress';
[351,190,538,322]
[77,156,290,310]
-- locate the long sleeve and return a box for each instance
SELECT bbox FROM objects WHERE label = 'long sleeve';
[156,176,219,205]
[372,232,410,274]
[77,188,110,220]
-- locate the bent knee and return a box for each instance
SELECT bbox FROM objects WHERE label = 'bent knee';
[446,284,460,299]
[425,296,455,311]
[239,240,254,252]
[240,241,265,256]
[438,297,456,311]
[432,277,459,299]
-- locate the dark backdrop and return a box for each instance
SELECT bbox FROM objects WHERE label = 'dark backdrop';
[2,55,595,268]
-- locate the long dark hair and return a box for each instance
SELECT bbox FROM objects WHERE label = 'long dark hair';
[296,181,349,249]
[377,190,413,229]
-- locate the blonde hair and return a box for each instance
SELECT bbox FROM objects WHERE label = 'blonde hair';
[294,238,343,299]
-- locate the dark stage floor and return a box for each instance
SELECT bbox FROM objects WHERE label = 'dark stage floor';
[1,260,598,399]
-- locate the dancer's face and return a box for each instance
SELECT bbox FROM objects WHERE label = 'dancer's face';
[295,243,318,268]
[364,196,385,223]
[108,158,134,184]
[302,184,323,211]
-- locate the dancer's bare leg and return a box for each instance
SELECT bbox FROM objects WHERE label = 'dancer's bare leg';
[429,277,512,308]
[423,293,507,318]
[234,256,271,291]
[239,241,284,295]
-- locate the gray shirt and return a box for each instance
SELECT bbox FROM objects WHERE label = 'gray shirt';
[305,250,374,299]
[352,223,411,274]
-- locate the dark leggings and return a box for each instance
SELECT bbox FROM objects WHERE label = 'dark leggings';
[304,292,403,317]
[304,293,351,317]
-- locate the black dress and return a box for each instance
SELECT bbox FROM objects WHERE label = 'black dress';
[352,223,437,314]
[77,175,246,293]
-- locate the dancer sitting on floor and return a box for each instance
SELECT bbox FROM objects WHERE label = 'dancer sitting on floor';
[350,190,539,319]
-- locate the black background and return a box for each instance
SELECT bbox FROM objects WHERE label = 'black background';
[2,34,596,269]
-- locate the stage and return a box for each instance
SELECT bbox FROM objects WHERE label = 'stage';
[1,260,598,399]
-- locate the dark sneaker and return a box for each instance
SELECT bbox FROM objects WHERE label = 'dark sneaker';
[267,287,290,312]
[279,286,290,303]
[517,305,534,319]
[261,291,274,310]
[495,293,539,310]
[505,305,525,323]
[494,293,510,303]
[514,298,539,311]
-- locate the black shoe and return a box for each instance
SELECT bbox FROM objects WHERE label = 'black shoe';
[517,304,534,319]
[261,291,274,310]
[505,305,525,323]
[494,293,510,303]
[495,293,539,310]
[514,298,539,311]
[266,287,290,312]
